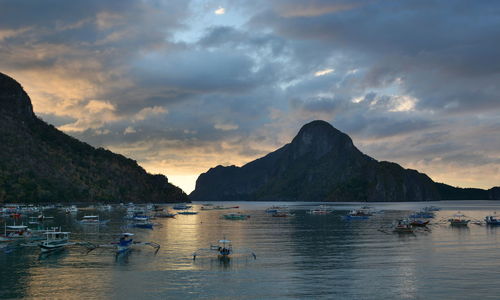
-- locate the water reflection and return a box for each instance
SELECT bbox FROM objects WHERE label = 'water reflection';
[3,202,500,298]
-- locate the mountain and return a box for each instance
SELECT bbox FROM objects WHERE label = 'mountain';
[191,120,440,202]
[0,72,188,204]
[190,120,499,202]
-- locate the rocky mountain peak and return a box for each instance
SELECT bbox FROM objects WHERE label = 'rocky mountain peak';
[0,72,34,119]
[290,120,354,159]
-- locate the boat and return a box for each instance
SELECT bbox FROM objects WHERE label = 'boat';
[222,213,250,220]
[64,205,78,214]
[393,219,414,233]
[409,210,435,218]
[409,219,430,227]
[39,229,74,253]
[78,215,110,225]
[272,211,294,217]
[116,233,134,254]
[448,213,470,226]
[152,205,165,212]
[172,204,192,210]
[177,211,198,215]
[423,206,440,212]
[2,224,32,239]
[193,238,256,261]
[132,215,149,221]
[213,206,239,210]
[87,234,160,256]
[154,212,176,218]
[307,206,333,215]
[132,222,154,229]
[342,209,371,220]
[265,206,288,213]
[485,215,500,225]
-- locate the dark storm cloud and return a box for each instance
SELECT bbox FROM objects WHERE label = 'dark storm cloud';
[250,0,500,114]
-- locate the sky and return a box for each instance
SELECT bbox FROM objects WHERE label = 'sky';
[1,0,499,193]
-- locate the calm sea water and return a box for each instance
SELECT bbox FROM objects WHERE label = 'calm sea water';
[2,201,500,299]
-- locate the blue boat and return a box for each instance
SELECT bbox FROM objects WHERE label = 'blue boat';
[117,233,134,254]
[133,222,154,229]
[342,209,371,220]
[173,204,192,210]
[485,215,500,225]
[409,211,434,218]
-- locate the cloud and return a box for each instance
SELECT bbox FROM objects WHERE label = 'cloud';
[214,7,225,15]
[214,123,239,131]
[314,68,334,77]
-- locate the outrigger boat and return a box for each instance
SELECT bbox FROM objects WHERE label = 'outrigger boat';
[64,205,78,214]
[448,213,470,226]
[222,213,250,220]
[177,211,198,215]
[193,238,256,261]
[485,214,500,225]
[342,209,371,220]
[393,219,414,233]
[39,229,74,253]
[409,219,430,227]
[265,206,288,213]
[79,215,110,225]
[2,224,32,239]
[132,222,154,229]
[154,211,176,218]
[409,210,435,219]
[423,206,440,212]
[172,204,192,210]
[87,233,160,256]
[272,211,294,217]
[307,207,333,215]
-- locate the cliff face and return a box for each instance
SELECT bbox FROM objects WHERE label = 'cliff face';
[190,120,440,202]
[0,72,188,204]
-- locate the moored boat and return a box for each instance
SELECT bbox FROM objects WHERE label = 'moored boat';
[154,211,176,218]
[2,224,32,239]
[410,219,429,227]
[485,215,500,225]
[177,211,198,215]
[343,209,371,220]
[173,204,192,210]
[222,213,250,220]
[272,211,294,217]
[39,229,73,253]
[409,210,435,219]
[448,213,470,226]
[79,215,110,225]
[393,219,414,233]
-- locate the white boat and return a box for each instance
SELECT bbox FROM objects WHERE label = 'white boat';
[2,224,32,239]
[39,230,74,253]
[64,205,78,214]
[79,215,110,225]
[193,237,256,261]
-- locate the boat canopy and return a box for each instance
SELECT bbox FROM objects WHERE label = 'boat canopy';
[44,231,70,235]
[121,233,135,236]
[6,225,28,229]
[82,215,98,218]
[218,239,231,243]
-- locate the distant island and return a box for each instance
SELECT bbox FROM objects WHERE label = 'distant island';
[190,120,500,202]
[0,72,188,204]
